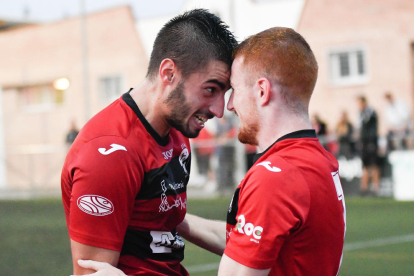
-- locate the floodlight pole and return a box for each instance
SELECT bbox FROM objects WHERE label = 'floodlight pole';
[80,0,91,123]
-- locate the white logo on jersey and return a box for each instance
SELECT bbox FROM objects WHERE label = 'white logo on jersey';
[162,149,173,160]
[149,231,185,253]
[179,144,189,176]
[98,144,127,155]
[256,161,281,172]
[77,195,114,216]
[159,180,186,212]
[235,214,263,241]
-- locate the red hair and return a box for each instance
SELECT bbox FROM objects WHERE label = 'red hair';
[234,27,318,110]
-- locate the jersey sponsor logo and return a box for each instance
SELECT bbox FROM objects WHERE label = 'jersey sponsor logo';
[235,214,263,241]
[179,144,190,176]
[149,231,185,253]
[98,143,127,155]
[159,180,187,212]
[162,149,173,160]
[169,181,184,190]
[256,161,281,172]
[77,195,114,216]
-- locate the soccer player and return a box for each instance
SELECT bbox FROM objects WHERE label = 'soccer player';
[61,9,237,276]
[76,27,346,276]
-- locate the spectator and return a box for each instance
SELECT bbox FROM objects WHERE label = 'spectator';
[312,113,327,136]
[335,111,355,158]
[245,143,257,171]
[384,92,411,151]
[215,116,236,193]
[192,127,215,183]
[65,120,79,146]
[357,96,380,196]
[312,113,328,148]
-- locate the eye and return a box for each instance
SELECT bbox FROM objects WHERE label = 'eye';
[206,87,216,93]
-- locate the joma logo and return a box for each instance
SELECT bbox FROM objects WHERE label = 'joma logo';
[162,149,173,160]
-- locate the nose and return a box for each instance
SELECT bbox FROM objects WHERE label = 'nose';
[209,93,225,118]
[227,89,234,112]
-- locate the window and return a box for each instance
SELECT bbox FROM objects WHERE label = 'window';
[19,84,64,112]
[328,46,369,86]
[99,75,123,102]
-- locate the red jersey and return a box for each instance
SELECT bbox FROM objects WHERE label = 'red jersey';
[61,92,190,276]
[225,130,346,276]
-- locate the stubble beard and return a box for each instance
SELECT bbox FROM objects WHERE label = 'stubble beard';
[164,81,200,138]
[238,112,260,146]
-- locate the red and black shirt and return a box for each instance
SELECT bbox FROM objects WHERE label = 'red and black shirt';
[61,91,190,275]
[225,130,346,276]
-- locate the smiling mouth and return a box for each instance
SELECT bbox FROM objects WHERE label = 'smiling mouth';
[194,114,208,127]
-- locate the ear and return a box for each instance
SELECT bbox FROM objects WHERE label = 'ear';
[256,77,271,106]
[159,58,177,85]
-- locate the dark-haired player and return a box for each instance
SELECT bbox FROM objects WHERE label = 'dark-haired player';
[74,27,346,276]
[61,9,237,276]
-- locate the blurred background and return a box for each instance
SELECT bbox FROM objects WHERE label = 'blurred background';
[0,0,414,275]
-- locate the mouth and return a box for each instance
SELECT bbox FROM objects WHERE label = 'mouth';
[194,114,208,127]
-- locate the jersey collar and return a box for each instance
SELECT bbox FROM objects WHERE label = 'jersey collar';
[252,129,317,164]
[122,89,170,147]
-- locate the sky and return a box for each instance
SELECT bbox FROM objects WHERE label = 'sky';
[0,0,187,22]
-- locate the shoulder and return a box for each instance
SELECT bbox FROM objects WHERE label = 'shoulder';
[242,155,309,200]
[80,99,136,141]
[69,135,141,174]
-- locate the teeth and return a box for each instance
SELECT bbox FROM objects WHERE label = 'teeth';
[195,115,207,126]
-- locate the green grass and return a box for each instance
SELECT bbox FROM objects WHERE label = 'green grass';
[0,197,413,275]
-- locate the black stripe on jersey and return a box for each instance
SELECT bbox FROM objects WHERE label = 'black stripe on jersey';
[227,188,240,226]
[121,228,184,261]
[136,154,191,200]
[122,90,169,147]
[253,129,317,164]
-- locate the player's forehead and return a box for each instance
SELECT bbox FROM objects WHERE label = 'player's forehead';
[190,60,231,88]
[230,56,246,87]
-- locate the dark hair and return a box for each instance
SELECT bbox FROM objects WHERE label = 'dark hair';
[358,96,367,103]
[146,9,237,80]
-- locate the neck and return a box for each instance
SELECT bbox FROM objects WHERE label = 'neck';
[256,111,312,152]
[129,79,171,137]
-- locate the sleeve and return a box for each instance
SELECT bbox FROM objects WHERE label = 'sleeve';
[223,159,311,269]
[68,136,143,251]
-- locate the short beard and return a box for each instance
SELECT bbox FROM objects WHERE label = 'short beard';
[238,119,259,146]
[164,81,199,138]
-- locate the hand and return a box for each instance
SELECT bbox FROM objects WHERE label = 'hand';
[71,259,126,276]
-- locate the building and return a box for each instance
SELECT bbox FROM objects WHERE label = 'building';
[0,6,148,192]
[298,0,414,135]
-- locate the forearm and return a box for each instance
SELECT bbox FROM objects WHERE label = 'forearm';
[71,239,120,275]
[177,213,226,255]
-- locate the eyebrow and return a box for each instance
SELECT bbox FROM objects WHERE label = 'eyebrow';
[206,79,226,90]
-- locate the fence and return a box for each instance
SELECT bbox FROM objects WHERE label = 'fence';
[1,133,414,199]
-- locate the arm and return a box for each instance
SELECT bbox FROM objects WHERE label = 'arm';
[218,254,270,276]
[71,260,126,276]
[177,213,226,255]
[71,239,120,275]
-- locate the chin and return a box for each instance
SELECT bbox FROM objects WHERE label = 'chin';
[238,124,259,146]
[179,126,201,139]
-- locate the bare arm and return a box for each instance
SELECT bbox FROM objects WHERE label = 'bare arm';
[177,213,226,255]
[218,254,271,276]
[71,260,126,276]
[70,239,120,275]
